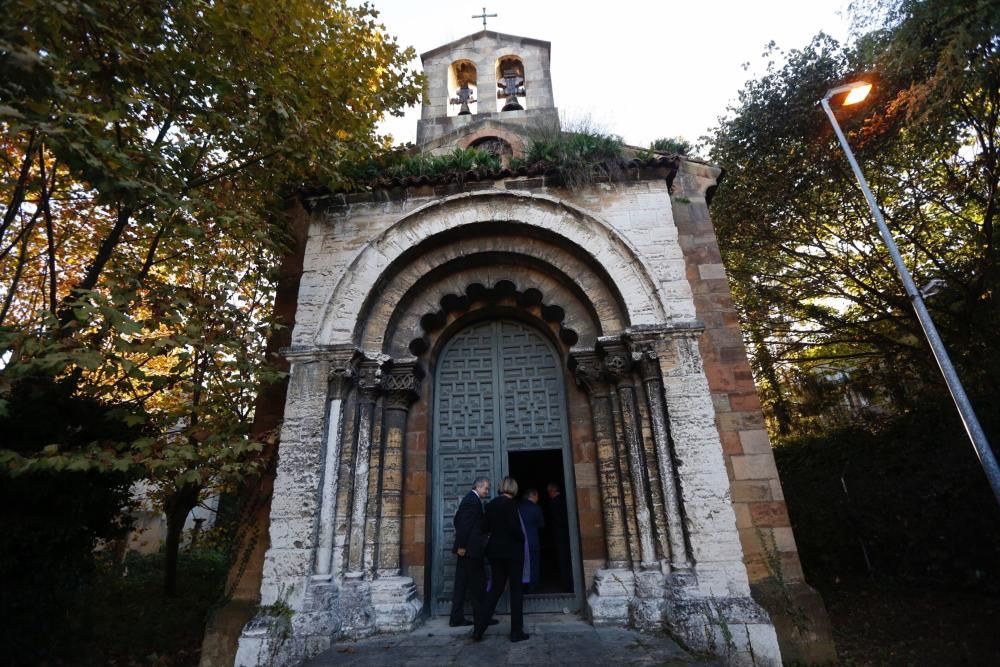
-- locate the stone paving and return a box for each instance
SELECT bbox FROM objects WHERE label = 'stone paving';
[306,614,720,666]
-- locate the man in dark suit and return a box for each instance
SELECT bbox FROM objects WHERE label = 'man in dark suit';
[518,488,545,593]
[449,476,490,627]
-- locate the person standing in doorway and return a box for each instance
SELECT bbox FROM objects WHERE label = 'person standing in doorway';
[546,482,573,592]
[450,477,490,627]
[518,489,544,593]
[474,477,530,643]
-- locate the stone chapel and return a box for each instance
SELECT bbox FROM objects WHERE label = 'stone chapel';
[233,29,835,666]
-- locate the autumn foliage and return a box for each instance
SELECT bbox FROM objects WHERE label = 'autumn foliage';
[0,1,420,658]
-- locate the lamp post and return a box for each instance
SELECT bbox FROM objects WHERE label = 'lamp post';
[821,81,1000,506]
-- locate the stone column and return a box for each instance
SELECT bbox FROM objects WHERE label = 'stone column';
[570,350,635,626]
[346,359,382,577]
[606,384,641,565]
[602,341,658,570]
[314,348,357,579]
[377,361,422,575]
[632,339,691,572]
[631,369,672,567]
[371,360,424,633]
[338,358,382,639]
[362,394,385,576]
[570,351,629,567]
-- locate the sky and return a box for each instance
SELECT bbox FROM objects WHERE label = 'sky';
[370,0,854,148]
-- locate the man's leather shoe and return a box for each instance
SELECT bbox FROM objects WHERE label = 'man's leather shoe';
[472,630,484,642]
[510,631,530,642]
[449,619,473,627]
[488,618,499,626]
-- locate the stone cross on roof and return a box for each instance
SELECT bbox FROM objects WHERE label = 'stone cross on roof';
[472,7,497,29]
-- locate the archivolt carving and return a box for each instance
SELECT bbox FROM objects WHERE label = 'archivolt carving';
[357,229,626,356]
[315,191,666,347]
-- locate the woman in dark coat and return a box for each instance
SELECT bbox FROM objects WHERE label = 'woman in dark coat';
[473,476,530,642]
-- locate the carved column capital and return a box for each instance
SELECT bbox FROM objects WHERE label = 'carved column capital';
[599,340,633,385]
[355,359,383,400]
[327,348,358,394]
[569,350,609,396]
[383,361,424,411]
[631,344,661,382]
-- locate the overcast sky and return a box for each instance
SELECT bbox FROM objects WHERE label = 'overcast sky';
[370,0,853,148]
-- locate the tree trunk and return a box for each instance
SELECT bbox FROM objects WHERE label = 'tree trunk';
[163,481,201,596]
[198,197,311,667]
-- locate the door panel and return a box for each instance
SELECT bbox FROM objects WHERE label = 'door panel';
[500,322,566,451]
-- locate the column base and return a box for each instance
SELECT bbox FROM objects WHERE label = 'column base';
[235,579,338,667]
[587,568,635,626]
[371,576,424,633]
[334,578,376,639]
[664,589,782,667]
[630,569,666,631]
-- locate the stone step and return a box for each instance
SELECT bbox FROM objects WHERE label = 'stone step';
[305,614,720,666]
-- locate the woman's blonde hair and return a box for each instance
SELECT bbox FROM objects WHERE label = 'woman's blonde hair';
[499,476,519,496]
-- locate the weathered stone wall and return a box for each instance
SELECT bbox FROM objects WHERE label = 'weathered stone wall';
[200,200,311,667]
[669,162,798,583]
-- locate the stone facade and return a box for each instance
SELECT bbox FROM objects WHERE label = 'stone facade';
[234,29,834,667]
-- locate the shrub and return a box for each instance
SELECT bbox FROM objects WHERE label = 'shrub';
[774,402,1000,590]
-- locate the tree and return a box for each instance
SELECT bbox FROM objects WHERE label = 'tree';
[0,0,422,603]
[707,0,1000,434]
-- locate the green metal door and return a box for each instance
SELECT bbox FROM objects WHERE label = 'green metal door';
[432,319,582,615]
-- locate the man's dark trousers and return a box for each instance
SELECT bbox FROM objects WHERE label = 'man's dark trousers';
[449,556,485,625]
[450,489,486,625]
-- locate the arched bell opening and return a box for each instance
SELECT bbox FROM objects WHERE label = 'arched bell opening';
[496,55,526,111]
[448,59,478,116]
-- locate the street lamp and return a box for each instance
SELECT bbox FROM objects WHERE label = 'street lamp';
[821,81,1000,506]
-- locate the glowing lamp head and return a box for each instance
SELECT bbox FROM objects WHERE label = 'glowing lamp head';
[823,80,875,107]
[843,83,872,105]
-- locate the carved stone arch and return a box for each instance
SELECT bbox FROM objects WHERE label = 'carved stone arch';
[315,191,668,347]
[354,224,628,355]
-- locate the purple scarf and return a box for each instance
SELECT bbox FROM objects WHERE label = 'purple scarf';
[518,509,531,583]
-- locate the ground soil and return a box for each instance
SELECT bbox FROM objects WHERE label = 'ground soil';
[817,578,1000,666]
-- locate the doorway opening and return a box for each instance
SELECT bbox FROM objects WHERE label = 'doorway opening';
[508,449,574,596]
